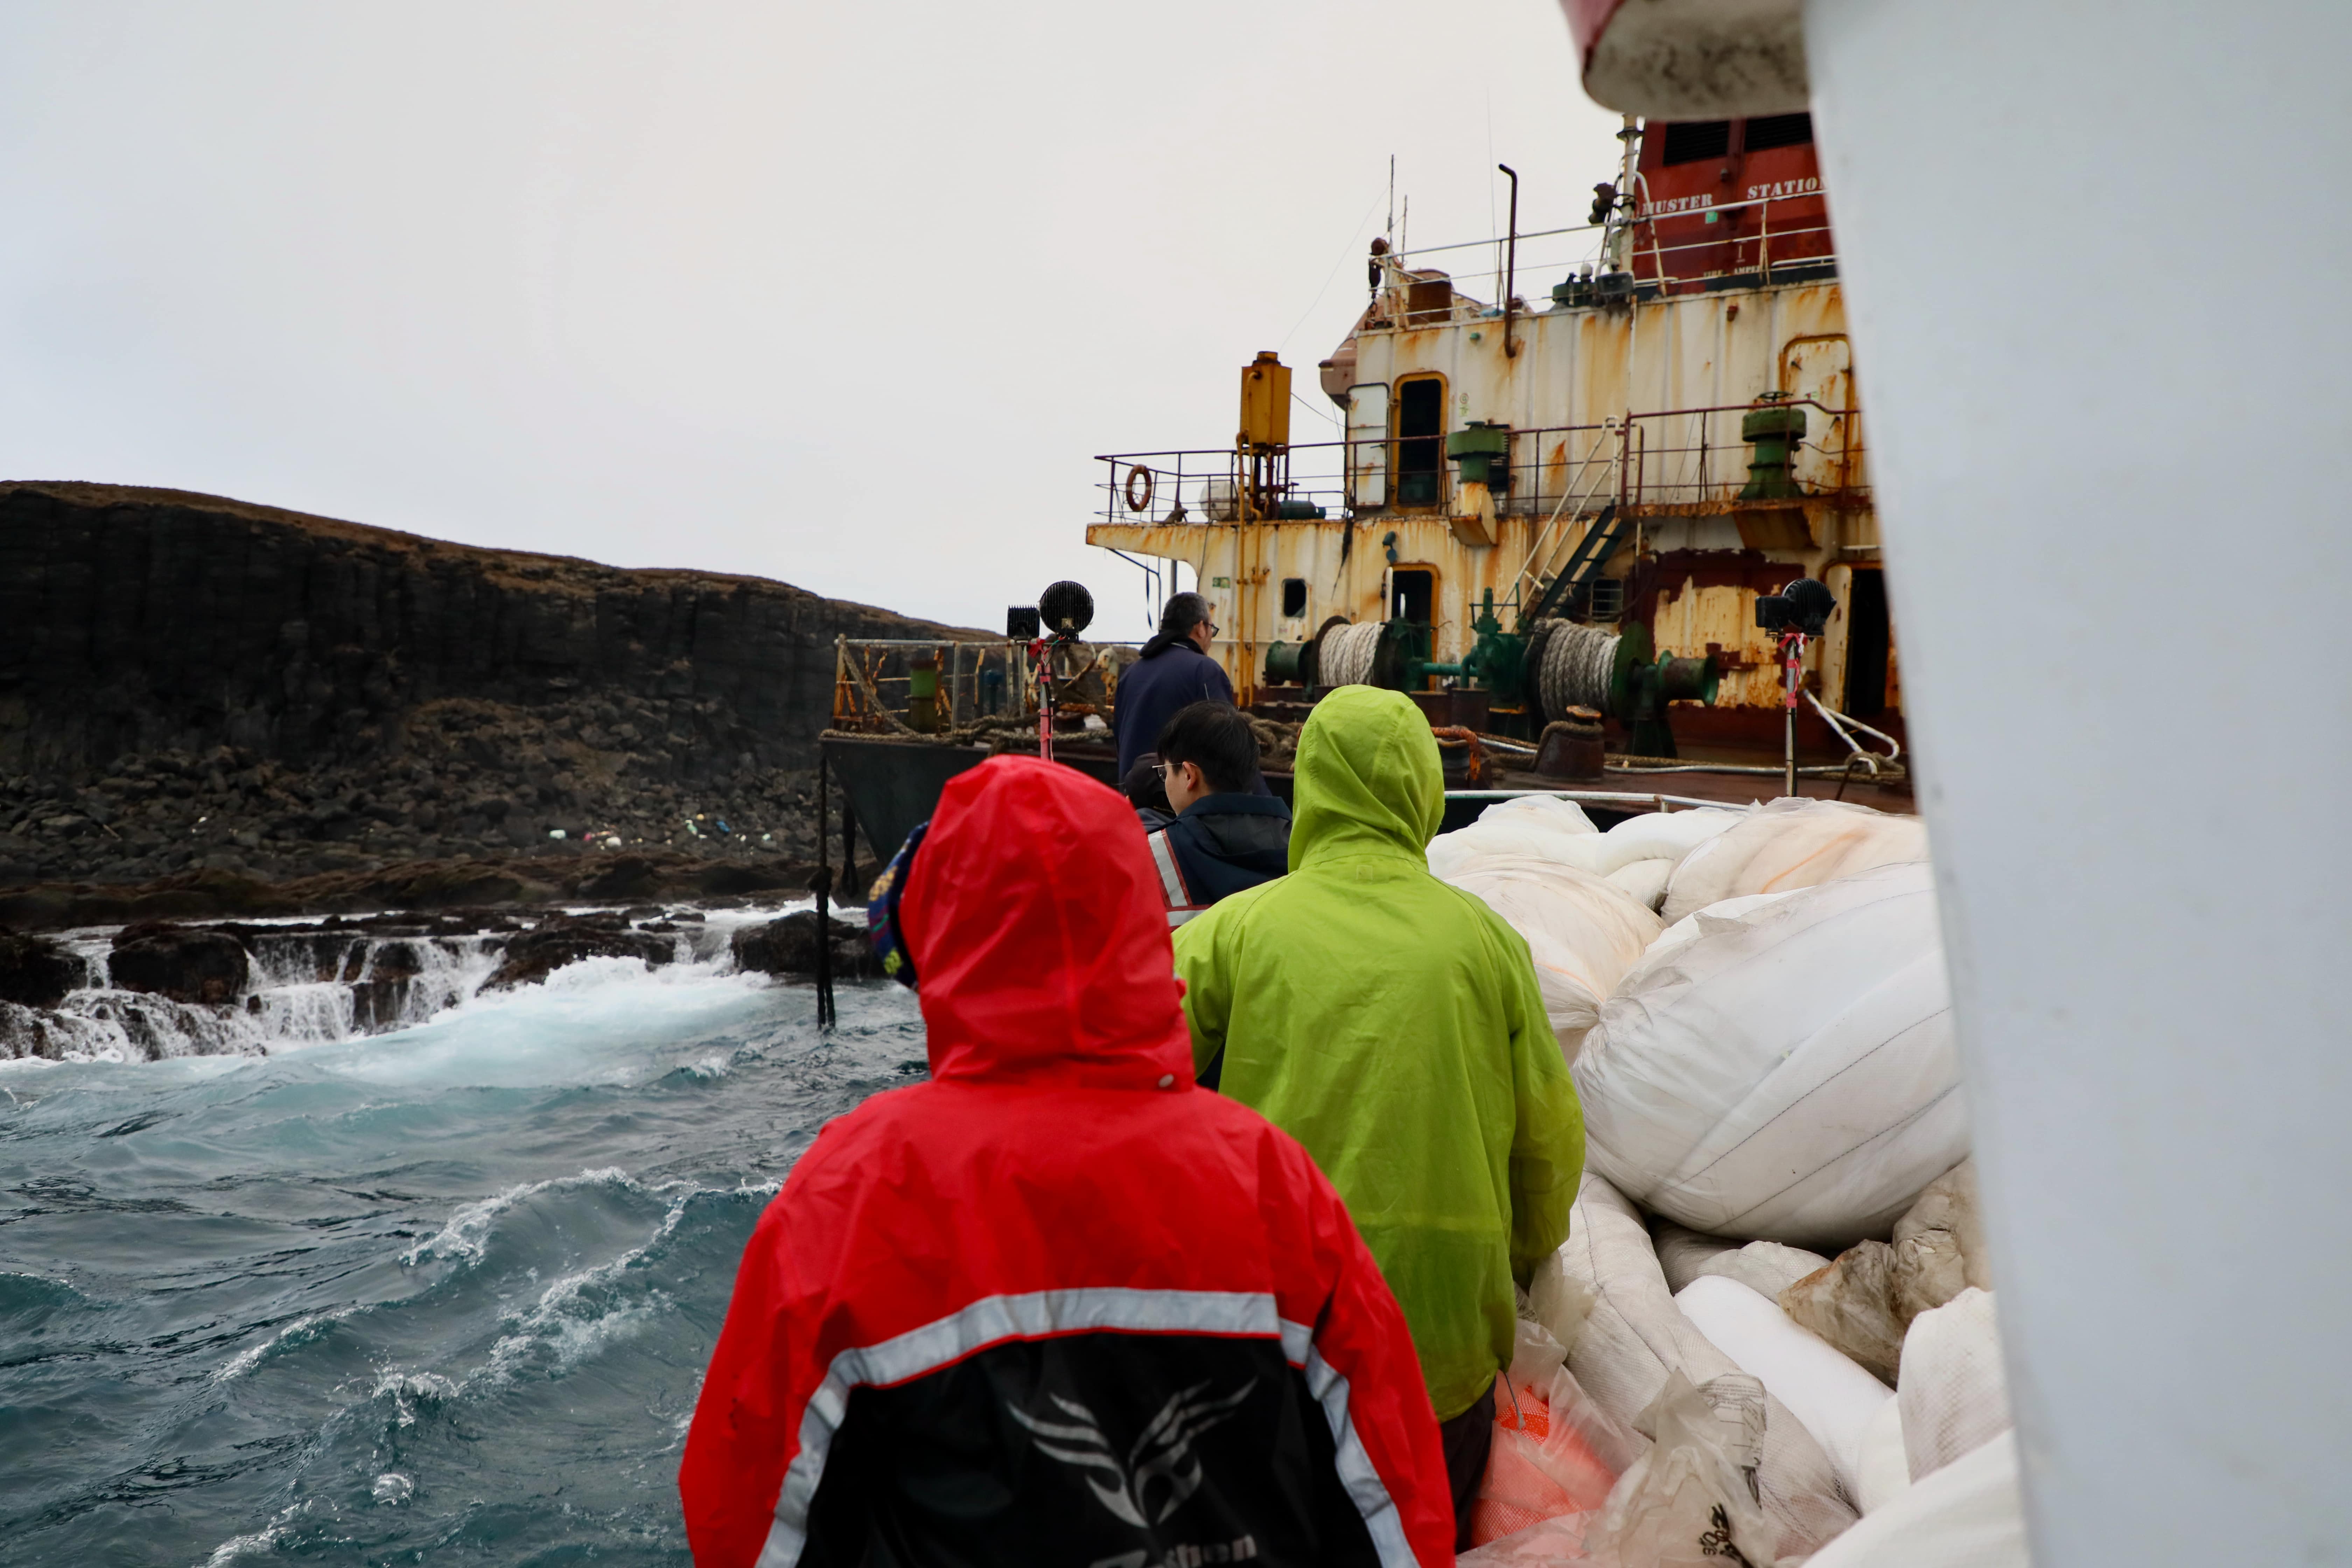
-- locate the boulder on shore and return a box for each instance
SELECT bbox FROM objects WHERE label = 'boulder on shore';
[483,913,677,991]
[108,920,251,1005]
[0,929,83,1008]
[732,911,880,980]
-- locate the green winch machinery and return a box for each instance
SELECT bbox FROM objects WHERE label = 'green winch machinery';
[1264,581,1721,756]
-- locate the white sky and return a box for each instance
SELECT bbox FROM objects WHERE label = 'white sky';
[0,2,1622,636]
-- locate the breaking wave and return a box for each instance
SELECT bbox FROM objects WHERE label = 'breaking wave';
[0,920,925,1566]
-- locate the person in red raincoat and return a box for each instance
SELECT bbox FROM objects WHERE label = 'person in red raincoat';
[680,756,1455,1568]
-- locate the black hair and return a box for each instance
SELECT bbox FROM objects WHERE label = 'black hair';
[1155,701,1260,797]
[1138,592,1214,660]
[1122,753,1173,817]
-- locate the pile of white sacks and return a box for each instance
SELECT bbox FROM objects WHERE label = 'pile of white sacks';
[1434,798,2025,1567]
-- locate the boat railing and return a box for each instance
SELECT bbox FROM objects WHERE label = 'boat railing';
[828,635,1144,738]
[1091,398,1864,534]
[1373,189,1835,305]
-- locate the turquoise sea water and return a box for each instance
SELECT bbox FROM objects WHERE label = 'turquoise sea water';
[0,955,923,1566]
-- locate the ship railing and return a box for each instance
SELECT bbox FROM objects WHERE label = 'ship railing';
[1091,399,1863,534]
[1370,189,1835,306]
[828,635,1144,738]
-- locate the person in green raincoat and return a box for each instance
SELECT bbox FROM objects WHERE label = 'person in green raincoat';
[1171,684,1584,1548]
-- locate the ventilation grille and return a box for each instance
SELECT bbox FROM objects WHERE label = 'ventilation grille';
[1660,120,1732,165]
[1743,112,1814,153]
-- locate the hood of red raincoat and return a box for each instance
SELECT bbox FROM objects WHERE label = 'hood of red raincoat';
[902,755,1195,1090]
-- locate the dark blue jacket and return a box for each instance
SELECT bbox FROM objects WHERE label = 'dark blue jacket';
[1113,644,1235,778]
[1149,793,1292,912]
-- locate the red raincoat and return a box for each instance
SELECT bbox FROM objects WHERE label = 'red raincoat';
[680,756,1454,1568]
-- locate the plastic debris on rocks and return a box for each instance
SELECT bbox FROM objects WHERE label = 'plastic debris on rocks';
[1575,861,1967,1250]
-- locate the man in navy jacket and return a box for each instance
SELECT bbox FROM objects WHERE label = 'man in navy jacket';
[1114,592,1233,779]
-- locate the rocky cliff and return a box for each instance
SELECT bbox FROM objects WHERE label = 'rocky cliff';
[0,481,982,894]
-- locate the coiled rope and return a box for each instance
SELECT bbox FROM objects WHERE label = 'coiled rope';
[1538,622,1620,722]
[1319,621,1385,688]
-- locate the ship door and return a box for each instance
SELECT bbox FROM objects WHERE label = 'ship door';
[1391,566,1436,624]
[1393,375,1446,509]
[1843,566,1892,717]
[1781,334,1853,491]
[1348,383,1389,509]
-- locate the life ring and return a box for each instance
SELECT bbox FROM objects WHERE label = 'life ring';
[1124,465,1156,513]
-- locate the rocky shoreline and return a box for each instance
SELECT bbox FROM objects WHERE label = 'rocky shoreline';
[0,480,986,892]
[0,900,883,1062]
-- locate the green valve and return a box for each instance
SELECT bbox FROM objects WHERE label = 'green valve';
[1739,398,1808,500]
[1446,421,1512,488]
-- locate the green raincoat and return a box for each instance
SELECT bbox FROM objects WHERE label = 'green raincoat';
[1172,685,1584,1421]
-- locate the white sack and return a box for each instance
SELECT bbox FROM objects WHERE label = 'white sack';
[1645,890,1798,962]
[1653,1223,1830,1302]
[1900,1288,2012,1484]
[1575,860,1970,1250]
[1428,796,1603,880]
[1661,796,1930,924]
[1675,1275,1894,1501]
[1854,1396,1910,1515]
[1537,1171,1857,1556]
[1804,1430,2028,1568]
[1577,1370,1778,1568]
[1593,805,1743,875]
[1442,858,1662,1058]
[1603,858,1673,912]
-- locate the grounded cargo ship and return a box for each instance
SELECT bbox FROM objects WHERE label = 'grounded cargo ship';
[826,112,1908,862]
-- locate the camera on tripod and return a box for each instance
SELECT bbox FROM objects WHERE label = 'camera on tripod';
[1755,578,1835,638]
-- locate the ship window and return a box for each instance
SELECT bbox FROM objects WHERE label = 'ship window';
[1743,112,1814,153]
[1281,578,1307,617]
[1394,376,1444,507]
[1588,578,1624,622]
[1661,120,1732,165]
[1391,568,1434,625]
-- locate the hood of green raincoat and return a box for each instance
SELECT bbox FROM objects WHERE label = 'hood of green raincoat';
[1287,685,1445,872]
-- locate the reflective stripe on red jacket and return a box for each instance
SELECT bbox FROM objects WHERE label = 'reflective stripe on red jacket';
[680,756,1454,1568]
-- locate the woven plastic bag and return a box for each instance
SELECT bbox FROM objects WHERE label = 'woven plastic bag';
[1593,806,1744,876]
[1899,1289,2011,1484]
[1578,1370,1779,1568]
[1576,861,1968,1250]
[1676,1276,1894,1501]
[1536,1172,1857,1558]
[1660,797,1928,924]
[1430,795,1605,880]
[1442,858,1663,1058]
[1804,1430,2026,1568]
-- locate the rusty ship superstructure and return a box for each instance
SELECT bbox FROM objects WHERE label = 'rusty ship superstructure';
[1085,113,1902,782]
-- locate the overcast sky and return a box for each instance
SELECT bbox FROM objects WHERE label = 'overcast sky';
[0,2,1621,635]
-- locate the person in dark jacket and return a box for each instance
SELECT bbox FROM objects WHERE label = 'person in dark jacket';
[680,756,1455,1568]
[1114,591,1233,779]
[1147,701,1290,927]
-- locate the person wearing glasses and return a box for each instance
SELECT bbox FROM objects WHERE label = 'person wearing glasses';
[1112,592,1233,782]
[1144,701,1292,932]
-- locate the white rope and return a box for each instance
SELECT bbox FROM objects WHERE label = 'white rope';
[1319,622,1385,688]
[1539,622,1619,720]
